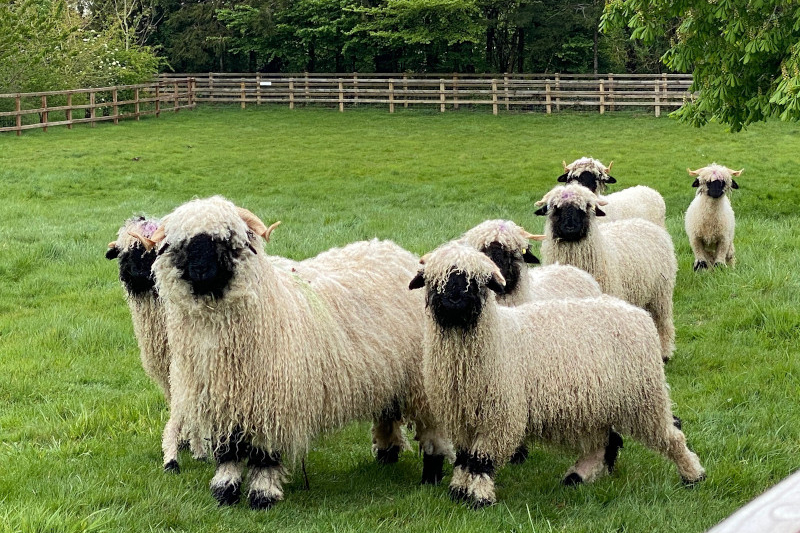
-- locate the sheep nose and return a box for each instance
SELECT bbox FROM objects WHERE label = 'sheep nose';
[185,237,220,282]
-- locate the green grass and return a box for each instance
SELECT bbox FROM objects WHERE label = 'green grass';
[2,106,800,532]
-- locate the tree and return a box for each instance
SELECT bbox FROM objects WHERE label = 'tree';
[602,1,800,131]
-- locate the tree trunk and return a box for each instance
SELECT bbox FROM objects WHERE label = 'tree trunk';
[517,28,525,73]
[593,24,599,74]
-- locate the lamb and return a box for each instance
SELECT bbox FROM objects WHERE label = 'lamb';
[409,241,705,508]
[149,196,450,509]
[533,184,677,361]
[684,163,742,271]
[558,157,666,227]
[106,217,206,472]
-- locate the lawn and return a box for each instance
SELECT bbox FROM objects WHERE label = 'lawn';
[1,106,799,532]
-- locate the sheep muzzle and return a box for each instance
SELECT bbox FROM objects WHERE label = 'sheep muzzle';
[427,272,484,330]
[550,205,590,242]
[173,233,238,299]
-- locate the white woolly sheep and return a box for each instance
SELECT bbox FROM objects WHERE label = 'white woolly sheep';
[150,196,449,509]
[409,241,705,508]
[534,184,677,361]
[558,157,666,227]
[685,163,742,271]
[106,217,206,472]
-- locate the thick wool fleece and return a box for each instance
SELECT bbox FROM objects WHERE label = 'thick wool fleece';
[152,196,440,463]
[564,157,666,227]
[685,164,738,267]
[538,184,677,361]
[460,219,601,306]
[419,243,704,502]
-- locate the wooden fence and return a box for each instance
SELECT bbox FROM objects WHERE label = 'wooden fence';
[161,72,694,116]
[0,78,195,135]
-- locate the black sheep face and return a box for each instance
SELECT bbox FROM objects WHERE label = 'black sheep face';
[480,242,537,295]
[170,233,242,299]
[568,170,601,193]
[550,205,591,242]
[705,180,726,199]
[426,272,485,330]
[107,243,157,297]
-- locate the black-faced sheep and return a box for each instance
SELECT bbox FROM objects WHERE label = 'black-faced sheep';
[685,164,742,271]
[410,242,705,508]
[106,217,206,472]
[558,157,666,227]
[150,196,449,509]
[534,184,677,361]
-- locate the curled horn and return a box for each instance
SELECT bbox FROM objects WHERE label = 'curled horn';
[520,229,538,240]
[687,168,700,176]
[419,253,431,265]
[528,234,547,241]
[236,207,269,237]
[264,221,281,242]
[731,168,744,177]
[491,269,506,287]
[606,161,613,172]
[128,230,156,251]
[150,225,166,246]
[597,198,609,206]
[108,241,117,249]
[562,160,569,172]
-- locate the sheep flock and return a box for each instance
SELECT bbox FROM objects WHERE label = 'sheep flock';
[107,157,741,510]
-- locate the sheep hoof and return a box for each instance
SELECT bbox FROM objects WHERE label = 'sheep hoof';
[470,497,493,510]
[672,416,683,430]
[163,460,180,474]
[211,481,241,506]
[604,430,624,473]
[376,444,401,464]
[509,445,529,465]
[449,486,469,502]
[681,472,706,486]
[562,472,584,486]
[421,453,445,485]
[248,491,278,510]
[693,260,708,271]
[714,262,727,268]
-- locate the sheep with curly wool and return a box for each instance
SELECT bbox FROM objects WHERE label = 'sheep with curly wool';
[685,163,742,271]
[150,196,449,510]
[558,157,666,227]
[534,184,677,361]
[106,217,206,472]
[409,241,705,508]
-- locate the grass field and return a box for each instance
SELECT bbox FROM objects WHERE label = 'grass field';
[1,106,799,533]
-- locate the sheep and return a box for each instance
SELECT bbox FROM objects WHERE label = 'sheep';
[106,217,206,472]
[684,163,742,271]
[149,196,450,509]
[409,241,705,508]
[558,157,666,227]
[533,184,677,361]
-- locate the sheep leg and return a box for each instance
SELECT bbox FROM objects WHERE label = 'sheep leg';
[509,444,529,465]
[562,430,623,485]
[161,415,181,473]
[689,236,713,271]
[247,448,285,510]
[640,418,705,485]
[451,450,497,508]
[646,295,675,362]
[188,427,207,461]
[210,432,249,505]
[416,426,453,485]
[715,240,734,267]
[725,242,736,267]
[372,400,406,464]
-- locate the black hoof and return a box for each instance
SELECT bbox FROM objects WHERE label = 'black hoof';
[562,472,584,486]
[211,481,241,506]
[449,486,469,502]
[681,472,706,486]
[693,260,708,271]
[376,444,401,464]
[604,430,624,474]
[509,444,529,465]
[164,460,180,474]
[470,498,493,510]
[249,491,278,510]
[673,416,683,430]
[421,453,445,485]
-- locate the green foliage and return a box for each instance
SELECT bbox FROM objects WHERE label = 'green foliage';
[2,108,800,531]
[602,0,800,131]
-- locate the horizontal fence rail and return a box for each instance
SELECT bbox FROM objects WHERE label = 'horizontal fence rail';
[0,78,196,135]
[160,73,694,116]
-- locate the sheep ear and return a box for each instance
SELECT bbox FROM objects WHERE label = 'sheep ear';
[522,249,540,264]
[556,173,569,182]
[731,180,739,189]
[595,207,606,217]
[534,205,548,216]
[692,178,700,187]
[106,242,119,260]
[605,176,617,184]
[409,272,425,290]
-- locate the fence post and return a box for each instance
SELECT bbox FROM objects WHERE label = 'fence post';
[453,74,459,110]
[599,80,605,115]
[555,73,561,112]
[134,88,140,120]
[504,74,510,111]
[41,95,48,132]
[90,91,96,127]
[608,74,614,112]
[241,81,246,109]
[439,79,445,112]
[305,72,310,103]
[491,79,498,115]
[338,78,344,112]
[155,85,161,118]
[15,95,21,136]
[662,73,668,108]
[289,78,295,110]
[256,73,262,105]
[654,79,661,117]
[112,88,119,124]
[545,81,552,114]
[208,73,214,102]
[173,82,179,111]
[403,74,408,108]
[354,72,359,107]
[389,79,395,113]
[66,92,73,129]
[189,78,196,109]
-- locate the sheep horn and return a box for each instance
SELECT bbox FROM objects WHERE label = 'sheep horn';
[108,241,117,249]
[236,207,269,237]
[520,230,538,240]
[128,230,156,251]
[264,221,281,242]
[528,234,547,241]
[150,225,166,245]
[687,168,700,176]
[606,161,613,172]
[419,253,431,264]
[597,199,609,206]
[534,199,546,207]
[731,168,744,177]
[562,160,568,172]
[492,269,506,287]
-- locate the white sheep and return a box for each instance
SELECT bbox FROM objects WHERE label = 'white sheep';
[685,163,742,270]
[410,241,705,508]
[534,184,677,361]
[150,196,449,509]
[558,157,666,227]
[106,217,206,472]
